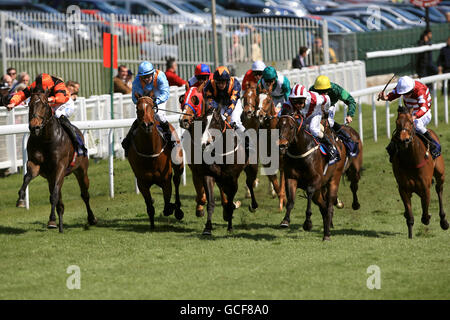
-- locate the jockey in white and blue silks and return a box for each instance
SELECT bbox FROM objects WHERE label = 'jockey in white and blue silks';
[256,66,291,114]
[122,61,175,156]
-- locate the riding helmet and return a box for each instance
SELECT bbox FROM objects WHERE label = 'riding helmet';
[213,66,231,82]
[262,66,277,81]
[252,61,266,72]
[395,76,415,95]
[313,75,331,90]
[289,84,308,99]
[138,61,155,77]
[195,64,211,76]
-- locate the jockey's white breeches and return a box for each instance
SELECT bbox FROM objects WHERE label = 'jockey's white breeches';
[414,110,431,134]
[54,98,76,118]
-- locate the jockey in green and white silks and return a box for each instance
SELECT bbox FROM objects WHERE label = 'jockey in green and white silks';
[256,66,291,114]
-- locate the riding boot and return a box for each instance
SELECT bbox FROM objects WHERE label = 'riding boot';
[386,140,396,163]
[319,135,340,165]
[423,130,441,159]
[160,121,175,149]
[122,119,139,157]
[333,122,352,141]
[59,115,87,156]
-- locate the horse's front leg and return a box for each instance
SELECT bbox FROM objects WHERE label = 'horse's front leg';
[303,186,315,231]
[202,175,216,236]
[419,187,431,226]
[162,175,175,217]
[222,178,239,232]
[192,168,206,217]
[434,163,449,230]
[245,164,258,212]
[280,178,297,228]
[137,179,155,229]
[172,163,184,221]
[48,167,65,232]
[16,161,40,208]
[399,188,414,239]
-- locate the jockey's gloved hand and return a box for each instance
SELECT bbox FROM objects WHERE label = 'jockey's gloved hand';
[209,101,219,110]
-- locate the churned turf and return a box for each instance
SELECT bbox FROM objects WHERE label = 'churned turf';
[0,96,449,299]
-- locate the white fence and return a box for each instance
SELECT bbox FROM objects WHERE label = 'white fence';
[0,60,366,172]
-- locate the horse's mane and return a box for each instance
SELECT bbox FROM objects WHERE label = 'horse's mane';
[397,106,409,114]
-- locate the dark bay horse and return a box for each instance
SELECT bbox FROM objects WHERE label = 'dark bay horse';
[15,91,97,232]
[258,90,286,211]
[127,95,184,229]
[392,106,448,238]
[278,114,347,240]
[200,107,247,235]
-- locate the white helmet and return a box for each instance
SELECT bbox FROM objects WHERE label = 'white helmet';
[289,84,308,99]
[395,76,415,95]
[251,60,266,72]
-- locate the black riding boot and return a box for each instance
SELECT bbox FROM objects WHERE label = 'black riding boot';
[386,140,396,163]
[333,122,352,141]
[320,135,340,165]
[122,119,139,157]
[59,115,87,156]
[160,121,175,149]
[423,130,441,159]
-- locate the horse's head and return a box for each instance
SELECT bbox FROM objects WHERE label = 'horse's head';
[201,106,226,148]
[179,87,203,130]
[135,92,156,133]
[395,106,415,149]
[28,90,52,136]
[277,114,301,155]
[243,84,258,120]
[258,93,276,128]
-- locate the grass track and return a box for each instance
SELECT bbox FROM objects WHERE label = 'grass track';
[0,95,449,299]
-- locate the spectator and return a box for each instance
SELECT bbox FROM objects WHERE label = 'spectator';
[437,36,450,94]
[6,67,17,86]
[416,29,438,91]
[251,33,263,62]
[229,34,246,63]
[1,74,13,88]
[292,46,310,70]
[165,57,187,87]
[0,82,10,100]
[126,69,133,90]
[114,65,132,94]
[11,72,30,92]
[312,37,337,65]
[66,80,80,101]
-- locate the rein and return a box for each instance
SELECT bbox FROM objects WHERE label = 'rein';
[131,137,167,158]
[279,114,319,159]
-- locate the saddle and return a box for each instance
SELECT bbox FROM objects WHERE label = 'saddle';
[336,130,359,158]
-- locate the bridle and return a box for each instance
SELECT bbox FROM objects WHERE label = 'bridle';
[29,94,52,133]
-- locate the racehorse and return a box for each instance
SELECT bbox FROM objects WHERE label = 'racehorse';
[257,89,286,211]
[334,125,363,211]
[127,94,184,229]
[391,106,448,238]
[15,91,97,232]
[278,114,347,240]
[201,106,247,235]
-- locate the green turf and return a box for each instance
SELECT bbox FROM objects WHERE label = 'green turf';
[0,94,449,300]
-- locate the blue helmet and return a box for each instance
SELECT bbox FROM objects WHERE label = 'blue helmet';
[138,61,155,77]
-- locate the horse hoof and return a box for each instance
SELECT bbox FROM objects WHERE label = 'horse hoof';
[352,202,361,210]
[227,227,233,233]
[303,221,312,231]
[248,204,257,213]
[202,229,212,236]
[174,208,184,221]
[323,236,331,241]
[163,204,175,217]
[421,215,431,225]
[234,201,241,209]
[440,219,449,230]
[280,220,290,228]
[47,221,57,229]
[271,191,277,198]
[88,218,98,226]
[336,200,344,209]
[16,199,26,208]
[195,209,204,218]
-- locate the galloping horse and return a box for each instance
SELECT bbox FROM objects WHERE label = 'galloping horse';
[201,107,247,235]
[278,114,347,240]
[392,106,448,238]
[127,94,184,229]
[15,91,97,232]
[257,89,286,211]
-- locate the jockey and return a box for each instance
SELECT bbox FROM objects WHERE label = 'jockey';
[242,60,266,91]
[6,73,87,156]
[281,84,340,165]
[257,66,290,114]
[310,75,356,144]
[203,66,244,133]
[122,61,176,156]
[188,64,212,88]
[378,76,441,161]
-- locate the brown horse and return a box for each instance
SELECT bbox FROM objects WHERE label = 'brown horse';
[15,91,97,232]
[334,125,363,210]
[127,95,184,228]
[258,90,286,211]
[278,114,347,240]
[392,106,448,238]
[200,106,247,235]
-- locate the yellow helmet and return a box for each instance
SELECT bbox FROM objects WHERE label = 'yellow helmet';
[313,75,331,90]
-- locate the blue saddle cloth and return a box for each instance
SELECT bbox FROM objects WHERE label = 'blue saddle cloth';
[336,132,359,158]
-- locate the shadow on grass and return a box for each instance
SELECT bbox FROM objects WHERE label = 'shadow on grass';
[94,216,197,234]
[191,232,277,241]
[304,228,402,238]
[0,225,27,235]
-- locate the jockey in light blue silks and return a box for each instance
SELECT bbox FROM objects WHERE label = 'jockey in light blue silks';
[122,61,177,156]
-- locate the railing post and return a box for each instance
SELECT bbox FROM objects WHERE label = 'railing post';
[444,79,448,124]
[433,82,438,127]
[372,94,377,143]
[322,20,330,65]
[108,129,114,199]
[7,109,17,174]
[358,98,363,143]
[0,12,7,76]
[22,133,29,210]
[386,101,391,139]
